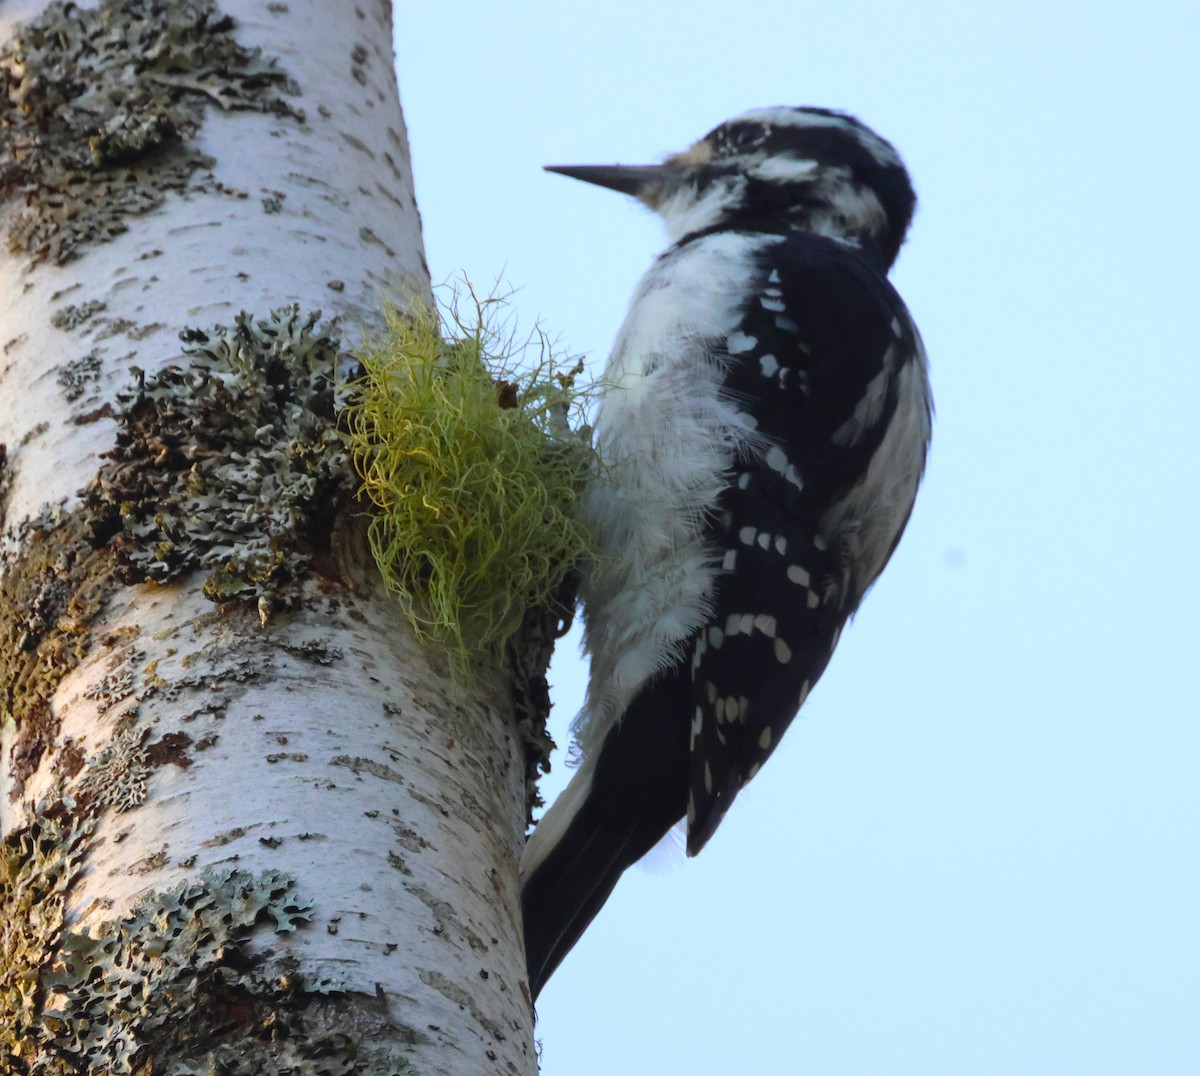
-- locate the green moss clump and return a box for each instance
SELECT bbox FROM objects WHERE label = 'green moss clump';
[347,288,596,669]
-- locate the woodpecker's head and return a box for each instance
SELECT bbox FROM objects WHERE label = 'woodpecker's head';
[547,106,916,268]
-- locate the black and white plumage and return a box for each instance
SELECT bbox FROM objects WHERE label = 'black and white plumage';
[522,107,932,1000]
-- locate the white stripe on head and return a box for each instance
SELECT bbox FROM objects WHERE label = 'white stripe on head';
[732,107,903,169]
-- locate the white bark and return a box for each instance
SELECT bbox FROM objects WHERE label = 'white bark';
[0,1,535,1072]
[0,1,429,526]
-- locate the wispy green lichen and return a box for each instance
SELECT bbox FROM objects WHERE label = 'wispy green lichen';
[0,0,301,264]
[83,306,358,604]
[346,288,597,670]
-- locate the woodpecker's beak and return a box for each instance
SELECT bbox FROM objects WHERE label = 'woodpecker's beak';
[544,163,666,198]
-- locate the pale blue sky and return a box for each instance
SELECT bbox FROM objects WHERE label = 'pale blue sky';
[395,3,1200,1072]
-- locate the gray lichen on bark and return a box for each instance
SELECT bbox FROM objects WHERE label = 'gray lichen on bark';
[0,0,302,265]
[82,306,361,604]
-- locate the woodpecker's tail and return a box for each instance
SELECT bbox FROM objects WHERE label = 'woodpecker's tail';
[520,676,689,1000]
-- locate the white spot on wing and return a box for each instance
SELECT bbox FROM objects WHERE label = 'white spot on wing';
[726,613,754,636]
[726,331,756,354]
[786,565,811,587]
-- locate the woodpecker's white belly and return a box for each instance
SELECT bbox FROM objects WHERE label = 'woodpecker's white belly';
[573,231,779,757]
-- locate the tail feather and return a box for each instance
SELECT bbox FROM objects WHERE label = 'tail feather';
[522,804,640,1000]
[520,674,690,1000]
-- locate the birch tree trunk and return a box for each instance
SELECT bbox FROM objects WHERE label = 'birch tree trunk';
[0,2,537,1072]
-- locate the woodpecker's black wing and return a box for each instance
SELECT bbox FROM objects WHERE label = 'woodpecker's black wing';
[686,233,927,852]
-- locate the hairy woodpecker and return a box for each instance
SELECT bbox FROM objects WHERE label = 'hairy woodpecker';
[522,107,932,1000]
